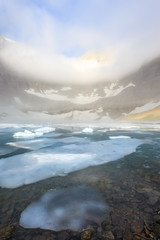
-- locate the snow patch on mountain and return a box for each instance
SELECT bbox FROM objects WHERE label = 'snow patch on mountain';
[124,101,160,115]
[25,82,135,105]
[104,82,135,97]
[25,88,100,104]
[61,87,72,91]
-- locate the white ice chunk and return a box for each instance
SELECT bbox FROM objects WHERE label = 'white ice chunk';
[82,128,93,133]
[34,127,55,134]
[109,135,131,139]
[0,138,142,188]
[20,186,108,231]
[13,130,43,138]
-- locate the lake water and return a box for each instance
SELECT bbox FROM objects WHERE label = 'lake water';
[0,123,160,239]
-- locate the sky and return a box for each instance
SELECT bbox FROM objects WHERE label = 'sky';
[0,0,160,84]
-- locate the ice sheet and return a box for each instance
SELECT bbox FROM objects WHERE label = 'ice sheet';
[20,185,108,231]
[6,137,89,150]
[0,145,16,156]
[0,138,142,188]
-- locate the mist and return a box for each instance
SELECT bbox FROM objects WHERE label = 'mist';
[0,0,160,84]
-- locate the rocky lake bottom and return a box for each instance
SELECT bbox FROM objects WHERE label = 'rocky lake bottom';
[0,124,160,240]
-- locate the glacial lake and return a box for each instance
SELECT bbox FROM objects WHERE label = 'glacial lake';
[0,123,160,239]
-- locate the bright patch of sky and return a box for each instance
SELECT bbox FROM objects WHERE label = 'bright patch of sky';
[0,0,160,56]
[0,0,160,83]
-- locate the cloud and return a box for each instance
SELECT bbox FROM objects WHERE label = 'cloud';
[0,0,160,84]
[0,39,116,84]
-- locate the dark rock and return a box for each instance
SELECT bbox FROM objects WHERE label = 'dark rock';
[57,231,69,240]
[152,223,160,237]
[33,235,44,240]
[0,225,16,240]
[113,228,123,240]
[123,229,132,240]
[111,214,122,225]
[148,195,159,205]
[131,219,144,233]
[144,215,154,231]
[144,207,153,213]
[153,215,160,224]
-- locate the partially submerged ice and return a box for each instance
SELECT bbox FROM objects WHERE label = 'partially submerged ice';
[20,185,108,232]
[34,127,55,134]
[0,138,142,188]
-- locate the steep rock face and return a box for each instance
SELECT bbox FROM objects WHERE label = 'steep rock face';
[0,36,160,122]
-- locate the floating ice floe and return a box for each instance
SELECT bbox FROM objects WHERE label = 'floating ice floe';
[6,137,89,150]
[109,135,131,139]
[58,137,89,144]
[0,138,142,188]
[82,128,93,133]
[20,185,108,231]
[6,138,55,150]
[34,127,55,134]
[13,127,55,138]
[13,130,43,138]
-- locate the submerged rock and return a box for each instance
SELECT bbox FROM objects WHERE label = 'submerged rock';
[0,225,16,240]
[81,226,94,240]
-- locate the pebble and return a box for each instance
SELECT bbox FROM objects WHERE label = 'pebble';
[102,231,115,240]
[81,227,93,240]
[152,223,160,237]
[148,195,159,205]
[131,219,144,233]
[113,228,123,239]
[144,207,153,213]
[123,229,133,240]
[33,235,44,240]
[153,215,160,224]
[57,231,69,240]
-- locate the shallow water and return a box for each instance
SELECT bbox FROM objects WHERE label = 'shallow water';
[0,124,160,239]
